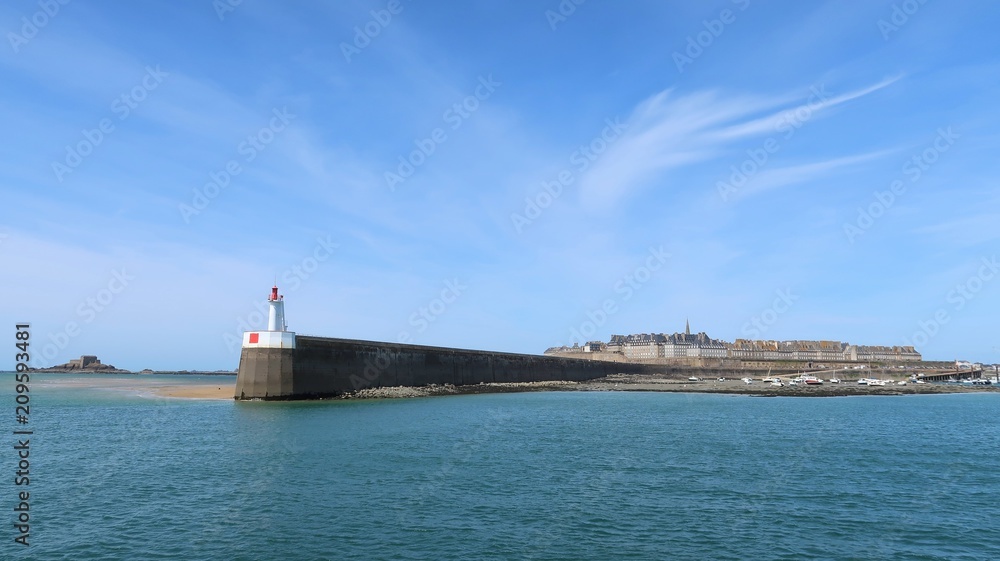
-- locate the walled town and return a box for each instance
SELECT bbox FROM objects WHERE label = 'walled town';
[545,320,921,364]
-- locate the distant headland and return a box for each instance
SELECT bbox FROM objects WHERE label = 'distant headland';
[31,355,128,373]
[30,355,235,375]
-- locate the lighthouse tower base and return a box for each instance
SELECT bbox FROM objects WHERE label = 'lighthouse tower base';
[235,347,294,399]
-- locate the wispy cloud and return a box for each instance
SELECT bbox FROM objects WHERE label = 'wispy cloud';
[735,150,893,200]
[578,77,899,209]
[708,76,901,142]
[914,212,1000,248]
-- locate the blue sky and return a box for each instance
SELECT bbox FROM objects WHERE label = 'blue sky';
[3,0,999,370]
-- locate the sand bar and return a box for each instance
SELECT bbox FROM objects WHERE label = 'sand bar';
[153,384,235,399]
[34,374,236,400]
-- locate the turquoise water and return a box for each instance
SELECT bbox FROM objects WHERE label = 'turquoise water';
[3,374,1000,560]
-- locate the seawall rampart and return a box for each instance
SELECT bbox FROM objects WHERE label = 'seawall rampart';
[235,336,661,400]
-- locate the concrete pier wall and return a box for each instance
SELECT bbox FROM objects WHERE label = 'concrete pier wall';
[234,347,293,399]
[235,336,659,400]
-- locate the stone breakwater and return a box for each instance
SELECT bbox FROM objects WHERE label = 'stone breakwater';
[235,336,664,400]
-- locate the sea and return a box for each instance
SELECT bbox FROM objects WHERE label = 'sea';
[3,373,1000,560]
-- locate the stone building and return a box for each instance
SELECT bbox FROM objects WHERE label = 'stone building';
[620,333,665,360]
[617,320,728,360]
[781,340,848,361]
[728,340,791,361]
[844,345,921,362]
[571,321,924,363]
[68,355,101,369]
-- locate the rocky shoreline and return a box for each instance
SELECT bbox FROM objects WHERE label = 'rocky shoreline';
[338,374,1000,400]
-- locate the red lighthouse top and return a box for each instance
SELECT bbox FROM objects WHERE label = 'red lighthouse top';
[269,285,281,301]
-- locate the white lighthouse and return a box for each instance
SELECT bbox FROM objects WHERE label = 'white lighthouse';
[242,285,296,349]
[267,285,287,331]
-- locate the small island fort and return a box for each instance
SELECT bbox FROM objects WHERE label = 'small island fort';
[34,355,127,373]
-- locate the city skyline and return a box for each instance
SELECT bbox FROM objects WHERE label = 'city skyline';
[549,319,925,364]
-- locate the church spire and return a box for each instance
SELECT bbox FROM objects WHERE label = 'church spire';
[685,318,690,336]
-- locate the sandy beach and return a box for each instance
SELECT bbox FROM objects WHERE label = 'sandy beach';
[153,384,235,399]
[34,374,237,400]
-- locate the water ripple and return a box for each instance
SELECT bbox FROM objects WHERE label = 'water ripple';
[10,384,1000,560]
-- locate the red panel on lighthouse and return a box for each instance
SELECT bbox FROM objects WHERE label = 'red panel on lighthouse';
[249,333,259,344]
